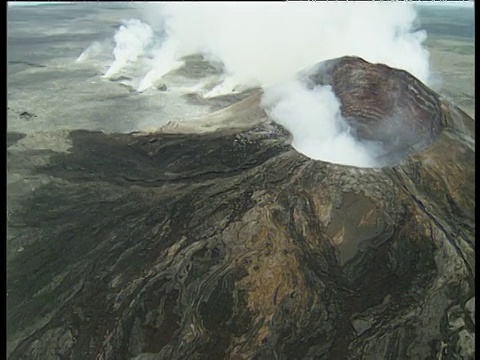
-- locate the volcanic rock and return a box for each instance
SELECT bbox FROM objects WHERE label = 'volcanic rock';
[19,111,36,121]
[6,56,475,359]
[7,132,26,148]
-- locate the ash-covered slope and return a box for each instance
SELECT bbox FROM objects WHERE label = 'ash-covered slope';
[7,57,475,359]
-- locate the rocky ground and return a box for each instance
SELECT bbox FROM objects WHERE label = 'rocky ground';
[417,4,475,119]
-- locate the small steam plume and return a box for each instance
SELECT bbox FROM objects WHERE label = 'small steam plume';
[76,41,103,62]
[102,19,154,79]
[136,38,184,92]
[98,2,430,167]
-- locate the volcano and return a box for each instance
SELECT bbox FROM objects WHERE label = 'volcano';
[7,57,475,359]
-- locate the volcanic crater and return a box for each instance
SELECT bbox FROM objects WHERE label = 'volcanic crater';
[302,56,446,167]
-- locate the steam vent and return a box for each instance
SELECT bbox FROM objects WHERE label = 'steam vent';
[7,56,475,359]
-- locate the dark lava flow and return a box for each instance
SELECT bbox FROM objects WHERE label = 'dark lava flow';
[7,57,475,359]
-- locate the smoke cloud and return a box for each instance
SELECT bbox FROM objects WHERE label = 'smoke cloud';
[95,2,430,167]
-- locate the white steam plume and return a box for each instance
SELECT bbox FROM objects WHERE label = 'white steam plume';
[261,80,383,167]
[136,2,430,90]
[76,41,103,62]
[136,38,184,92]
[99,2,430,167]
[102,19,154,79]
